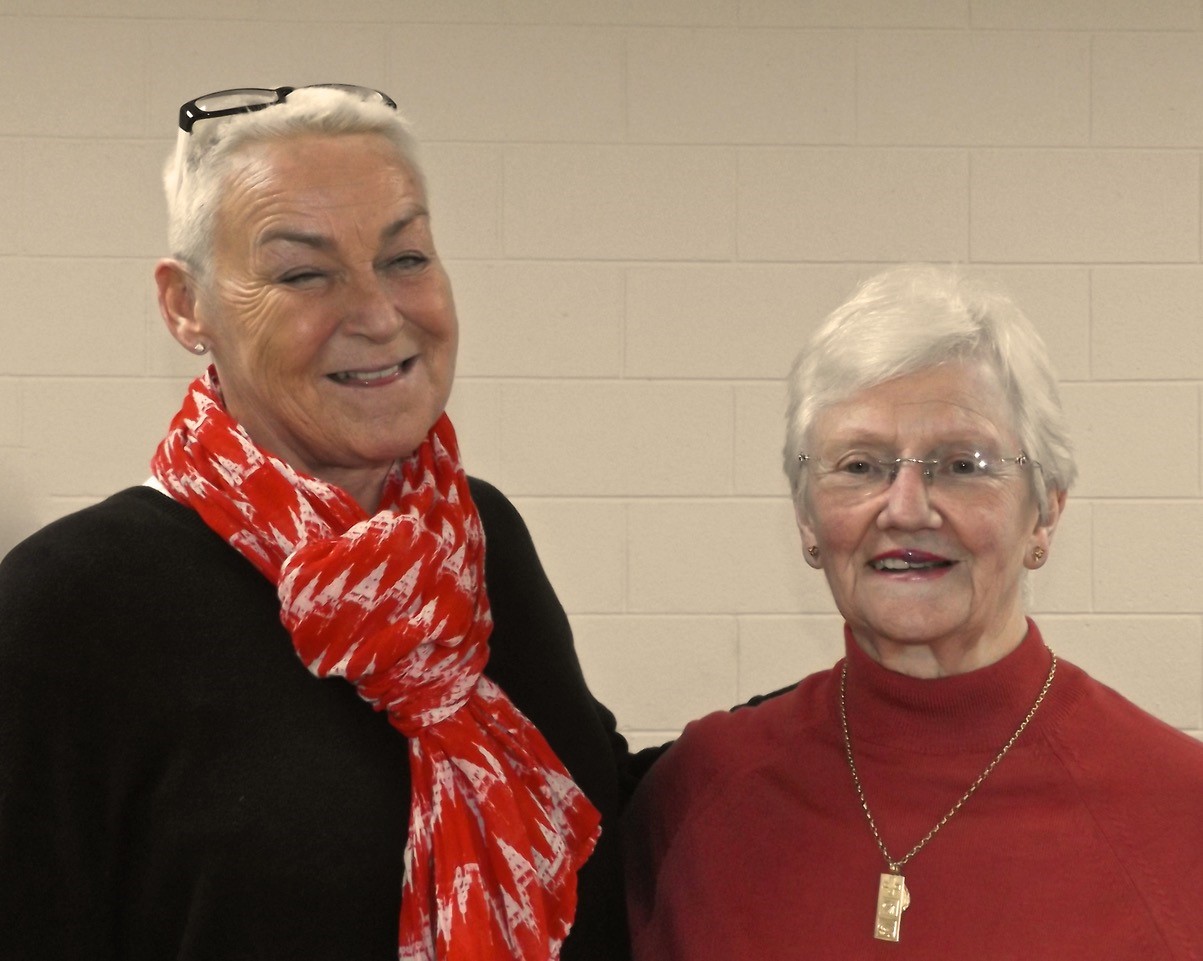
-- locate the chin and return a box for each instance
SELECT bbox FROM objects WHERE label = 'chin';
[350,415,442,462]
[863,612,965,645]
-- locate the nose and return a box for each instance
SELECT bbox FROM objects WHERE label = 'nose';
[876,459,941,531]
[343,269,403,342]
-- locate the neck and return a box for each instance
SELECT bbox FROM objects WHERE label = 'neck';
[315,464,393,514]
[853,615,1030,679]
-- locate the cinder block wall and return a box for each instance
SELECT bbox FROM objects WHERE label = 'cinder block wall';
[1,0,1200,749]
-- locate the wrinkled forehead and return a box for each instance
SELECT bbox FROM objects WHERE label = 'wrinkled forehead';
[811,362,1019,453]
[213,134,426,241]
[220,131,419,191]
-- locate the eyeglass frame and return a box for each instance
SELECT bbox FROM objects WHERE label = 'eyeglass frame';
[795,449,1042,489]
[177,84,398,134]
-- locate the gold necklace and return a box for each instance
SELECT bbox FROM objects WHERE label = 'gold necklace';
[839,650,1057,943]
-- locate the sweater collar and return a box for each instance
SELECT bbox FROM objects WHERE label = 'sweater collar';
[840,619,1057,754]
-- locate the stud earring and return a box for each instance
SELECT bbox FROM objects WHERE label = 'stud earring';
[192,342,208,355]
[1033,547,1046,562]
[807,545,820,559]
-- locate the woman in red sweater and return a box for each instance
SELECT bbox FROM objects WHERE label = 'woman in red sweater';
[625,264,1203,960]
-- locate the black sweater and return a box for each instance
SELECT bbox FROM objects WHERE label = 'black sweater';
[0,480,632,960]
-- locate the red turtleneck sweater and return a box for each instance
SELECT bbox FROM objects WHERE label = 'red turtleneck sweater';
[626,622,1203,960]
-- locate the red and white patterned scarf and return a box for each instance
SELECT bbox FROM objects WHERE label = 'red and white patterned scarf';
[152,368,600,960]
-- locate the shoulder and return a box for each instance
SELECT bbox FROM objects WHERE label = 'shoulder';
[468,476,531,547]
[467,475,507,511]
[0,488,211,750]
[1,488,176,603]
[631,667,833,823]
[465,476,576,676]
[1,487,248,608]
[0,487,271,666]
[2,486,218,578]
[1051,659,1203,781]
[670,674,823,774]
[624,668,835,913]
[466,476,556,612]
[1046,659,1203,941]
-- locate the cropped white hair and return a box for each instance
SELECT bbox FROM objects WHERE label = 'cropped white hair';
[783,264,1077,521]
[162,86,422,278]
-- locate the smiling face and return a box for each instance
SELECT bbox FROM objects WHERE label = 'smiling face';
[796,361,1062,676]
[160,132,457,510]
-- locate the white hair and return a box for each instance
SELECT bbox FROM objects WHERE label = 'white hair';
[162,86,423,277]
[783,264,1077,521]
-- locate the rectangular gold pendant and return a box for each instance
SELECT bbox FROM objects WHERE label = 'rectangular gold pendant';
[874,872,910,942]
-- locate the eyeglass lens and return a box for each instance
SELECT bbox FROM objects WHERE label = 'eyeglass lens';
[192,88,283,113]
[803,450,1032,492]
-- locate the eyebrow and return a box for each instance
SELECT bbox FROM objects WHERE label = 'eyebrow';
[256,207,431,251]
[380,208,429,242]
[821,436,1004,458]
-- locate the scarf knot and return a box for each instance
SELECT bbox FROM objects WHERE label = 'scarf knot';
[278,507,491,735]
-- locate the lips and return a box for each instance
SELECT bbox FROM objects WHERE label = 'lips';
[327,357,415,385]
[869,550,953,572]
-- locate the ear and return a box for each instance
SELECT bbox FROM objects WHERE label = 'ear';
[795,501,823,569]
[1026,488,1066,570]
[155,258,210,354]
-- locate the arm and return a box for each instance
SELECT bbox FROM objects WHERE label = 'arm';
[0,530,119,958]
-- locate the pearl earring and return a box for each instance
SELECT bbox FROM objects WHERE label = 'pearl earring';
[192,343,208,355]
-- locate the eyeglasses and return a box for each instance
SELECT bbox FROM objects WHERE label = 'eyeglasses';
[796,448,1041,499]
[178,84,397,133]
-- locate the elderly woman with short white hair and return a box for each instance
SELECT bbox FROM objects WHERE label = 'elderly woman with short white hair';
[625,264,1203,959]
[0,84,631,961]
